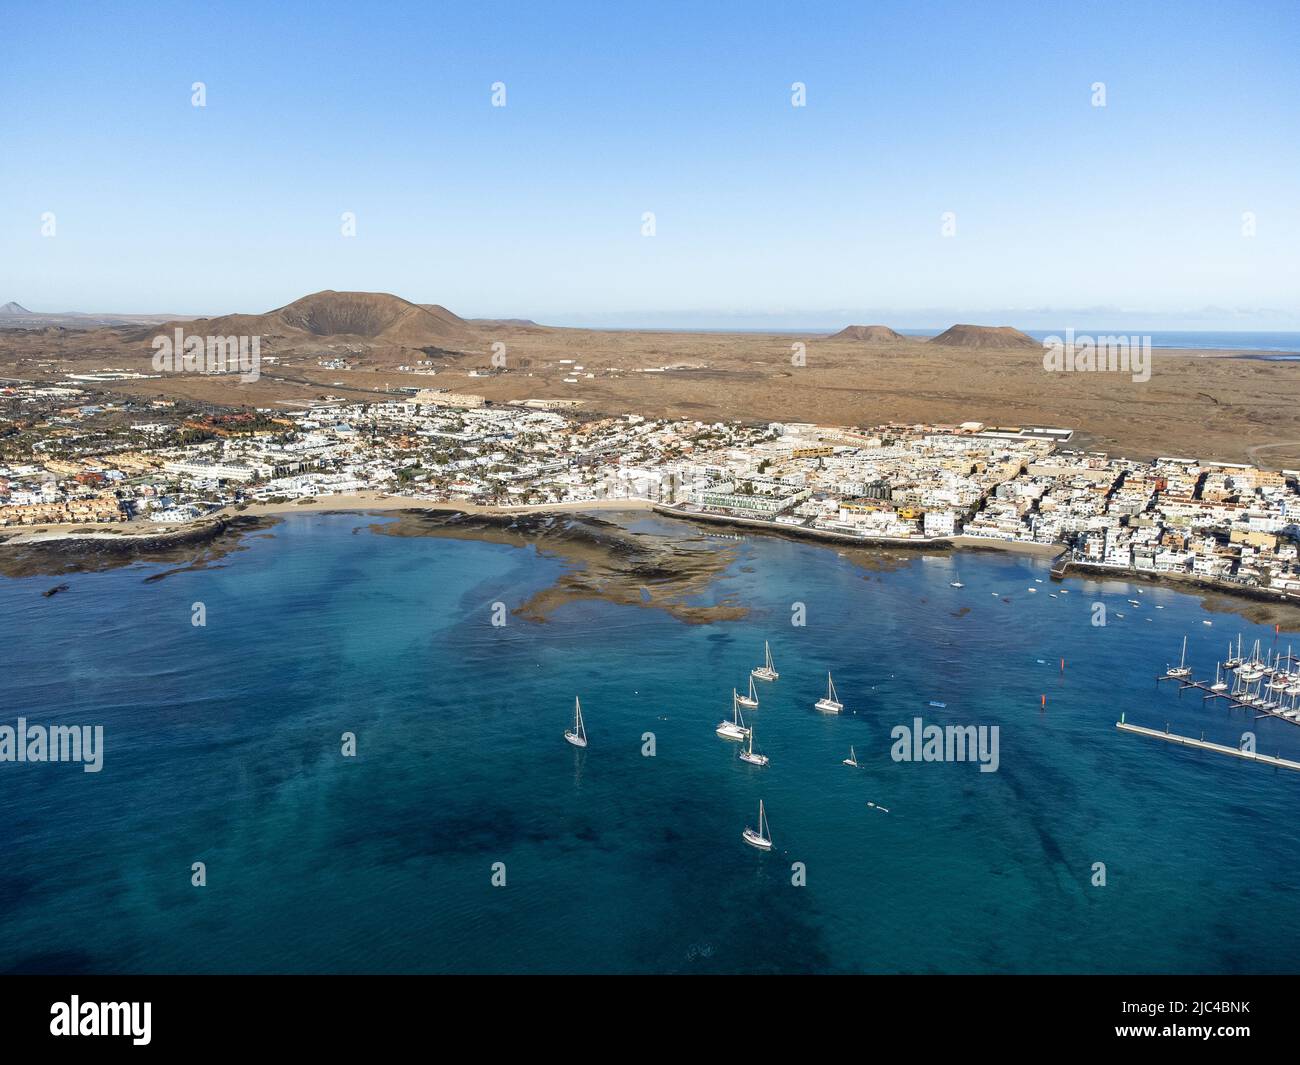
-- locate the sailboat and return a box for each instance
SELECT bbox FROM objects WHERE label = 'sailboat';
[564,696,588,748]
[1227,634,1244,670]
[949,581,964,588]
[742,799,772,850]
[736,674,759,710]
[1211,662,1228,692]
[814,671,844,714]
[739,725,769,766]
[751,641,779,682]
[1165,636,1191,678]
[716,690,751,741]
[842,745,858,767]
[1283,683,1300,721]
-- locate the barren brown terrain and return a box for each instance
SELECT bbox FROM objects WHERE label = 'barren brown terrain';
[4,290,1298,466]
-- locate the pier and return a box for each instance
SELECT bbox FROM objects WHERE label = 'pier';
[1156,654,1300,727]
[1156,675,1236,701]
[1116,720,1300,772]
[1160,676,1300,724]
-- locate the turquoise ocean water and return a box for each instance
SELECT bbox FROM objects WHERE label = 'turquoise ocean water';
[2,512,1298,973]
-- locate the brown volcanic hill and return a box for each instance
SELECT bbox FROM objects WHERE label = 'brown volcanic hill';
[829,324,908,342]
[927,324,1038,350]
[168,291,473,349]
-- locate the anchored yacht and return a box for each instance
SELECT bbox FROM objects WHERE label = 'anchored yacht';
[751,641,779,682]
[814,672,844,714]
[564,696,588,748]
[717,691,751,741]
[742,799,772,850]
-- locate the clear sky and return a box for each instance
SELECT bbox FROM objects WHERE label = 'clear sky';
[2,0,1298,328]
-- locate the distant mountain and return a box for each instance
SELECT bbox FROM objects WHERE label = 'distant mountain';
[927,324,1038,350]
[828,324,907,343]
[171,291,472,350]
[0,304,184,328]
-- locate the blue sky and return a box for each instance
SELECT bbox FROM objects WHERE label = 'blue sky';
[2,0,1297,327]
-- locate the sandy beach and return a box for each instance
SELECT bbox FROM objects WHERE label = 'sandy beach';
[217,493,657,519]
[0,494,656,545]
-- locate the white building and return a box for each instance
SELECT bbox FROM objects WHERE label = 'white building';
[923,509,958,537]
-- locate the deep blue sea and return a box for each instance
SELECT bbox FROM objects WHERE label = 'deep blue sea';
[648,328,1300,353]
[3,512,1300,974]
[973,330,1300,353]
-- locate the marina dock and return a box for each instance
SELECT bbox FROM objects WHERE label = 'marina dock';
[1116,720,1300,772]
[1154,644,1300,728]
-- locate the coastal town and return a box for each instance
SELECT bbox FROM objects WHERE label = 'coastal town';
[4,380,1300,598]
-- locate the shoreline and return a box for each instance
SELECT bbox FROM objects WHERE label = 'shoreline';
[649,503,1066,559]
[0,494,656,545]
[645,505,1300,628]
[1059,558,1300,601]
[0,516,232,550]
[221,493,658,519]
[4,493,1299,630]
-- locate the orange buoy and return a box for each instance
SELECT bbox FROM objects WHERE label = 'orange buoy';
[1041,694,1046,708]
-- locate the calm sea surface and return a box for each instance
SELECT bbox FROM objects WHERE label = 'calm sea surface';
[659,328,1300,353]
[1014,330,1300,352]
[3,512,1299,973]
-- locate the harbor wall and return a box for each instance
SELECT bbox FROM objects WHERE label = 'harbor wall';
[650,504,953,550]
[1058,558,1300,608]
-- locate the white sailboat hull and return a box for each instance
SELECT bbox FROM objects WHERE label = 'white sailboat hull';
[742,828,772,850]
[736,695,759,709]
[739,750,769,766]
[814,698,843,714]
[564,730,587,748]
[751,668,778,682]
[716,722,749,740]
